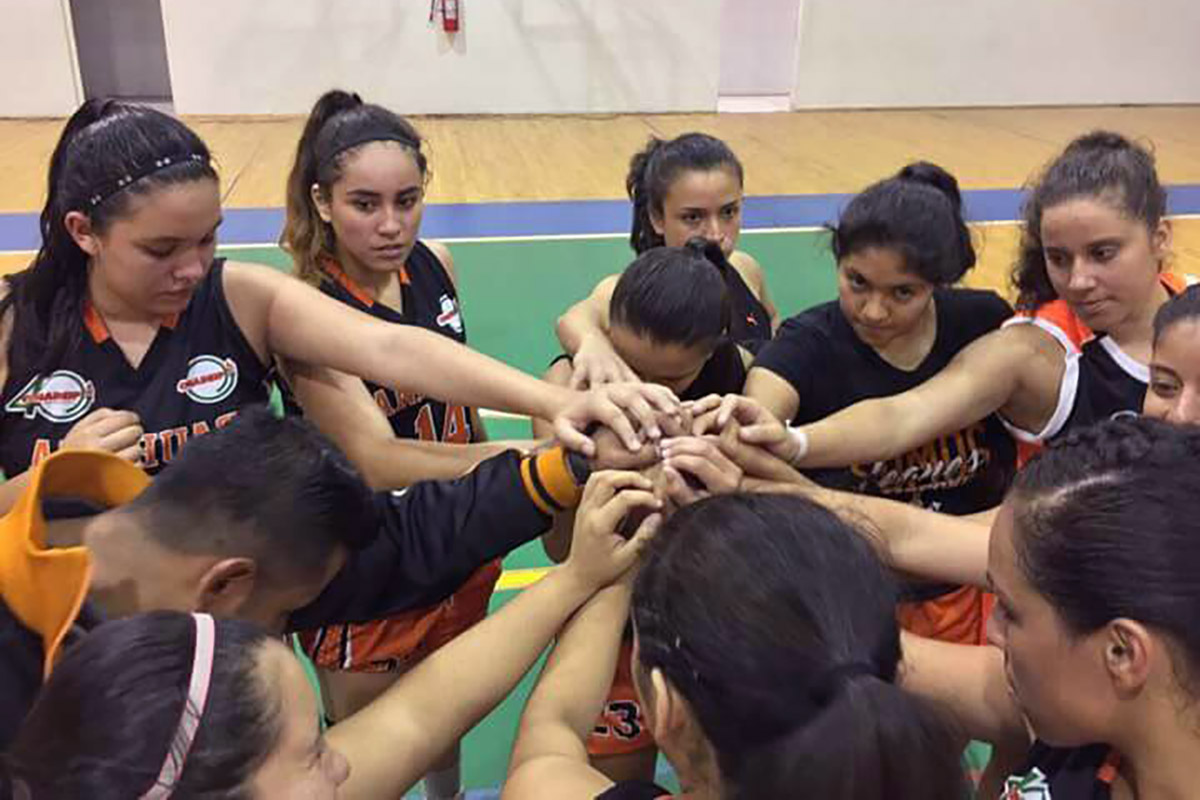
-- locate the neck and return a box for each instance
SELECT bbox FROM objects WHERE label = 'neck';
[1112,695,1200,800]
[87,264,159,325]
[67,510,155,620]
[334,245,399,302]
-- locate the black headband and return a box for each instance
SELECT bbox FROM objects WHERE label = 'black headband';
[317,127,420,172]
[85,152,210,209]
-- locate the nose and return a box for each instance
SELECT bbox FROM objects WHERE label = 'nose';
[175,250,207,285]
[378,207,404,236]
[1066,258,1098,292]
[860,294,888,324]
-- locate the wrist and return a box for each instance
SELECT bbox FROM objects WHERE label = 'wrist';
[786,426,809,467]
[520,446,586,515]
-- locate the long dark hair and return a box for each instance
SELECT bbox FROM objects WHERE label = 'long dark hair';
[1012,131,1167,310]
[625,133,744,255]
[4,612,280,798]
[281,89,428,284]
[632,493,964,799]
[0,99,216,394]
[1012,417,1200,680]
[1152,282,1200,346]
[831,161,976,285]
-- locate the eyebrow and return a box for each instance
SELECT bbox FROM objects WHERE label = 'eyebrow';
[138,220,222,247]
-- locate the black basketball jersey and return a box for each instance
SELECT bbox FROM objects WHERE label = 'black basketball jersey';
[0,260,271,477]
[315,242,476,444]
[753,288,1016,516]
[1002,743,1119,799]
[726,263,771,350]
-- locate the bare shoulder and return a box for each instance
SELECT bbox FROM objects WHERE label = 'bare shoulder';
[729,250,766,293]
[424,240,457,285]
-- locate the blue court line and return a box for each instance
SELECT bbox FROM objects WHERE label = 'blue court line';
[2,186,1199,251]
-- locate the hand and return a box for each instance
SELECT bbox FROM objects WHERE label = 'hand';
[569,332,639,389]
[713,419,810,484]
[61,408,145,463]
[553,383,681,457]
[564,471,663,590]
[589,426,658,471]
[692,395,801,464]
[658,435,743,507]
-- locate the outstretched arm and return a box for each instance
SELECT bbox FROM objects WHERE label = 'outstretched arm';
[327,471,661,800]
[555,275,638,388]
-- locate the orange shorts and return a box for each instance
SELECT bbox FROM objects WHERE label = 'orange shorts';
[298,559,502,673]
[897,584,988,646]
[587,639,655,756]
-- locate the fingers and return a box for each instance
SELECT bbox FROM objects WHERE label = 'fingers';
[99,422,145,454]
[554,417,597,457]
[589,488,662,539]
[568,368,590,391]
[611,389,661,441]
[115,443,144,463]
[613,511,662,567]
[662,464,704,507]
[739,421,790,446]
[581,470,656,510]
[661,437,742,494]
[635,384,681,417]
[685,394,723,418]
[81,408,141,436]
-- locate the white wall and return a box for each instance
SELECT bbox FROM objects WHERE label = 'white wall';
[0,0,80,116]
[791,0,1200,108]
[161,0,722,115]
[719,0,801,96]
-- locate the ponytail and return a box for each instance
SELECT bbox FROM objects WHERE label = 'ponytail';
[733,677,964,799]
[281,90,429,284]
[625,133,744,255]
[1,99,214,396]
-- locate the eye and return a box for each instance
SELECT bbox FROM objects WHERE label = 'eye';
[399,196,419,210]
[200,233,216,246]
[351,199,375,212]
[1045,251,1070,269]
[720,204,740,220]
[1091,244,1119,262]
[681,212,702,225]
[1150,379,1179,398]
[141,245,175,259]
[893,286,916,301]
[846,272,867,290]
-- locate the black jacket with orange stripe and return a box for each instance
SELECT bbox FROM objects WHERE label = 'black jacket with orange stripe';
[0,446,581,748]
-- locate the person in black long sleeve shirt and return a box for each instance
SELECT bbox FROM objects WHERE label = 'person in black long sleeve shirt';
[0,408,610,749]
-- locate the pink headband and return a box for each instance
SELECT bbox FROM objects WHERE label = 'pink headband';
[141,613,217,799]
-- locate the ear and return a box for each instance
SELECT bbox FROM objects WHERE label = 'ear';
[310,183,333,224]
[647,667,691,743]
[1103,618,1153,696]
[1152,219,1173,269]
[64,210,101,257]
[194,558,258,617]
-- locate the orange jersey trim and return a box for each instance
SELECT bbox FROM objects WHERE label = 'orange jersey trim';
[320,257,410,308]
[82,300,179,344]
[0,451,149,678]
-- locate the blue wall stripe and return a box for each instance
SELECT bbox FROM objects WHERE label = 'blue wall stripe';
[2,186,1199,251]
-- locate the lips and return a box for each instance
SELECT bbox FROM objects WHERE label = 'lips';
[374,244,409,259]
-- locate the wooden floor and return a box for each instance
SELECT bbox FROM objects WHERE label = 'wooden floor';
[1,105,1198,294]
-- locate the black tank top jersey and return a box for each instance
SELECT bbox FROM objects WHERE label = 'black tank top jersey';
[753,288,1017,516]
[0,260,271,477]
[725,263,771,351]
[314,242,477,444]
[1058,337,1147,437]
[552,338,747,402]
[1002,743,1119,799]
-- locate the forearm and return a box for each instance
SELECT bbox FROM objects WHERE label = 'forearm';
[330,567,600,800]
[556,282,613,354]
[510,584,632,767]
[353,439,532,490]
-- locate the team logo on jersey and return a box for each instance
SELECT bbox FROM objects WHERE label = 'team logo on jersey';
[436,294,463,334]
[4,370,96,423]
[1001,768,1052,799]
[177,355,239,404]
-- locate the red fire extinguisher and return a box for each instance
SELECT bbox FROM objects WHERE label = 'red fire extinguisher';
[430,0,460,33]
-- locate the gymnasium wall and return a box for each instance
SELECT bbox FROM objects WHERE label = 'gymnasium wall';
[159,0,722,115]
[0,0,80,117]
[791,0,1200,108]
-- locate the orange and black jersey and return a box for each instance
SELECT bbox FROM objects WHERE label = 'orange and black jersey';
[302,242,476,444]
[0,446,581,746]
[1003,743,1120,799]
[0,260,272,477]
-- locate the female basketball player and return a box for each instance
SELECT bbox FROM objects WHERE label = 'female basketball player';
[0,100,677,507]
[0,470,661,800]
[504,493,964,800]
[279,89,510,799]
[535,239,751,785]
[745,162,1014,645]
[556,133,778,389]
[712,132,1185,469]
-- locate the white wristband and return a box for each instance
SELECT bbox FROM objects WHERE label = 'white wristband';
[787,426,809,467]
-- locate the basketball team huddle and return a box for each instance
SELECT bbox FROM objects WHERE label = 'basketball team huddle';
[1,91,1198,800]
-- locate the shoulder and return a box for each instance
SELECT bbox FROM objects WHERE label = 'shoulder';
[938,288,1013,335]
[729,250,766,293]
[422,240,457,286]
[775,303,841,342]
